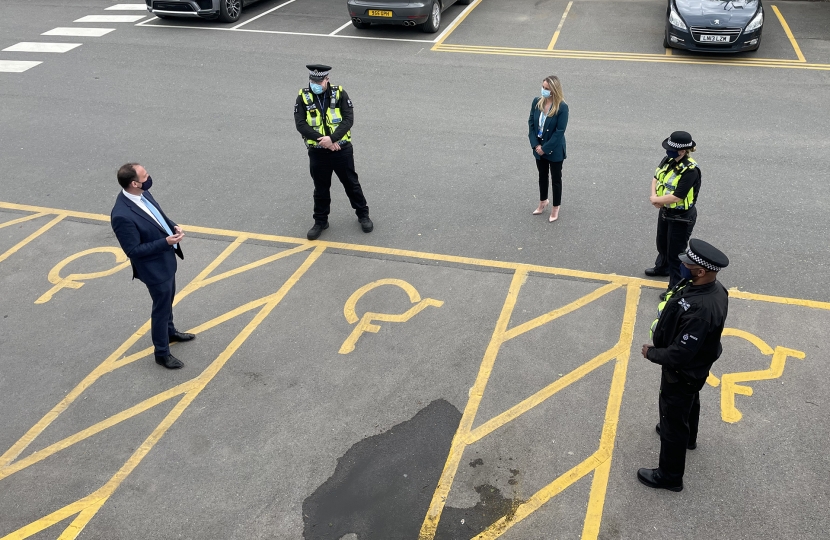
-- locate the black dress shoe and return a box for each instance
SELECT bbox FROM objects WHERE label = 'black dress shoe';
[645,267,670,277]
[155,354,184,369]
[637,468,683,492]
[307,222,329,240]
[169,331,195,343]
[656,424,696,449]
[359,217,373,233]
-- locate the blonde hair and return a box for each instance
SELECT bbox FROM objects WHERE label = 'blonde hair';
[537,75,564,117]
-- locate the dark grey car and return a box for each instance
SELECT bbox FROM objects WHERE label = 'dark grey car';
[347,0,473,33]
[665,0,764,52]
[145,0,262,23]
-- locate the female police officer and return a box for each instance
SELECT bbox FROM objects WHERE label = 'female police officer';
[645,131,701,297]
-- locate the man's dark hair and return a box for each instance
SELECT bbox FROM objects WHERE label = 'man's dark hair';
[117,163,140,189]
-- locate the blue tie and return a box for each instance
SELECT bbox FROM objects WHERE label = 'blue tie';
[141,195,175,245]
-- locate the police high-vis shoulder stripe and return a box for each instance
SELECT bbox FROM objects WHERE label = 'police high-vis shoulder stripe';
[655,157,697,210]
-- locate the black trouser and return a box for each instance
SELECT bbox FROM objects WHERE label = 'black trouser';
[658,369,705,483]
[654,207,696,289]
[536,158,563,206]
[146,275,176,356]
[308,144,369,224]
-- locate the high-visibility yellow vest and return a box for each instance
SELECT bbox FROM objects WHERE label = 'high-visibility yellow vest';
[655,157,698,210]
[299,86,351,147]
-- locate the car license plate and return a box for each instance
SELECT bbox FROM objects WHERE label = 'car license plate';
[700,34,730,43]
[368,10,393,17]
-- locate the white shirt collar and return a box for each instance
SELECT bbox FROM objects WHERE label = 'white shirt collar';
[122,189,144,205]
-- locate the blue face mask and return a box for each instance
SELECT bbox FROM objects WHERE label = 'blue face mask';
[680,263,693,280]
[666,150,680,158]
[541,87,552,98]
[310,82,324,95]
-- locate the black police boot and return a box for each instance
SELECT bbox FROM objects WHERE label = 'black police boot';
[656,424,696,450]
[359,217,373,233]
[155,354,184,369]
[637,468,683,492]
[645,267,670,277]
[307,222,329,240]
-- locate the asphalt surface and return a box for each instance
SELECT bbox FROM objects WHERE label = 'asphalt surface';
[1,1,830,539]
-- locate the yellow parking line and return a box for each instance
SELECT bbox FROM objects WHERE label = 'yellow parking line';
[771,5,806,63]
[665,47,672,56]
[0,214,64,265]
[432,0,484,49]
[547,1,573,50]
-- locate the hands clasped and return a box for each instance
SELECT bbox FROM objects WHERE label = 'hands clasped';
[317,136,341,151]
[167,226,185,245]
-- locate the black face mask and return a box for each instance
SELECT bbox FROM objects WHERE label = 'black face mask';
[139,175,153,191]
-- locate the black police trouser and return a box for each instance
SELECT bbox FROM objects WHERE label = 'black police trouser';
[654,207,696,289]
[146,275,176,357]
[536,158,563,206]
[308,144,369,224]
[658,368,705,483]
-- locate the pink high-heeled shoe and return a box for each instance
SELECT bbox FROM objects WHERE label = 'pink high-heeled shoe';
[532,200,549,215]
[549,206,560,222]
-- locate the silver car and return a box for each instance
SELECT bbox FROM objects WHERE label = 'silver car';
[146,0,262,23]
[347,0,473,33]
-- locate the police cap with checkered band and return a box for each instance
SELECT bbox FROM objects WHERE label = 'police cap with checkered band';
[662,131,696,150]
[679,239,729,272]
[306,64,331,82]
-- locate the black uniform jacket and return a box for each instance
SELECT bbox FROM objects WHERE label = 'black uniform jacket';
[647,280,729,380]
[293,86,354,146]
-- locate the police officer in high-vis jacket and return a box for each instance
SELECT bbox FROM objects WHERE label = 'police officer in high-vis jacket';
[294,64,372,241]
[639,239,729,492]
[645,131,701,298]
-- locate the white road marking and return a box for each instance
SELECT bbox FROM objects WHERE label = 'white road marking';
[3,42,82,53]
[0,60,42,73]
[138,23,436,43]
[329,21,352,36]
[74,15,146,23]
[231,0,297,30]
[105,3,149,9]
[135,16,159,26]
[42,27,116,37]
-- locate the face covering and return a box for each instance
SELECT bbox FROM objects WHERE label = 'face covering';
[666,150,680,158]
[680,264,693,280]
[140,175,153,191]
[541,87,552,98]
[310,82,324,95]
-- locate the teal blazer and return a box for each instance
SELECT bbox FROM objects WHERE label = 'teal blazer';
[528,99,568,162]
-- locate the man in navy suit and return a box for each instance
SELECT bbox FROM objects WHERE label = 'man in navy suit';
[111,163,194,369]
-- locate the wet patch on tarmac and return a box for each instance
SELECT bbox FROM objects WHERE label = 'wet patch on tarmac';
[434,482,526,540]
[302,399,461,539]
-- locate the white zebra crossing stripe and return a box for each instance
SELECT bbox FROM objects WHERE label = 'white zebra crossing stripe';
[42,27,116,37]
[105,4,149,9]
[3,42,83,53]
[74,15,146,23]
[0,60,42,73]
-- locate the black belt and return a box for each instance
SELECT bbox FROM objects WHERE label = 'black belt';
[661,207,695,223]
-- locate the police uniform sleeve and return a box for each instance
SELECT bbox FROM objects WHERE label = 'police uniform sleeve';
[646,314,713,371]
[294,93,321,141]
[330,88,354,143]
[671,166,699,201]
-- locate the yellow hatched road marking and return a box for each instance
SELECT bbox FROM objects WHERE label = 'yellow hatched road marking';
[0,214,64,265]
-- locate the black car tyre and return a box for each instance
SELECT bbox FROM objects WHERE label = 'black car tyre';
[421,1,441,33]
[352,20,371,29]
[219,0,242,23]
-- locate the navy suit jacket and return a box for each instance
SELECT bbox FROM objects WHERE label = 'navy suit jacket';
[528,99,568,162]
[111,190,183,286]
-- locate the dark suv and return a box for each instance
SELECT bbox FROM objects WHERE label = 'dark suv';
[146,0,258,23]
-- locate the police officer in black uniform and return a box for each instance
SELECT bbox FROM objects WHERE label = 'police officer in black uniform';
[645,131,701,299]
[638,239,729,492]
[294,64,372,241]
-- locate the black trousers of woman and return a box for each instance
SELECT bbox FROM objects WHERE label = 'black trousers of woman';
[654,206,696,289]
[536,158,563,206]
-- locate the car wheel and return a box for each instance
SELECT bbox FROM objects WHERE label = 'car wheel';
[352,20,371,30]
[219,0,242,23]
[421,1,441,33]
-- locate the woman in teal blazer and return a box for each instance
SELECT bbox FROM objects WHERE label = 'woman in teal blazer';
[528,75,569,222]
